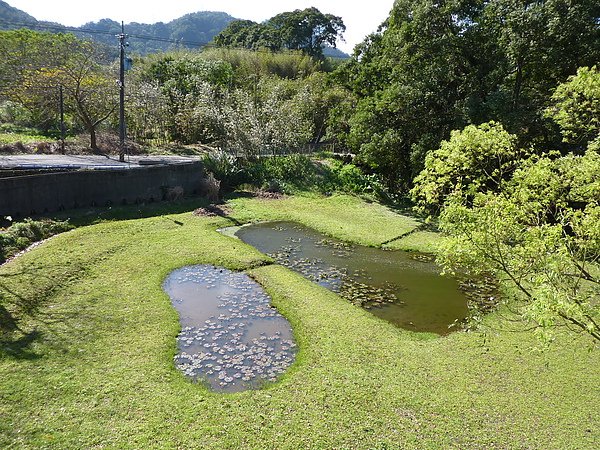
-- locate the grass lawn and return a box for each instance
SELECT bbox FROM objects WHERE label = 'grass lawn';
[1,194,598,448]
[0,132,52,145]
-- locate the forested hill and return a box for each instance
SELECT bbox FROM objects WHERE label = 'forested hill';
[0,2,349,57]
[75,12,238,54]
[0,0,38,26]
[0,2,237,54]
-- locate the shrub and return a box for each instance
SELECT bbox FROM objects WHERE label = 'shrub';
[0,218,72,263]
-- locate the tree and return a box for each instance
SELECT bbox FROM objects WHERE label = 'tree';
[221,76,314,156]
[410,122,522,214]
[214,8,346,59]
[0,29,70,131]
[267,8,346,59]
[0,30,118,150]
[331,0,600,192]
[140,53,233,143]
[335,0,490,190]
[438,147,600,344]
[213,20,281,52]
[545,66,600,148]
[421,70,600,344]
[482,0,600,143]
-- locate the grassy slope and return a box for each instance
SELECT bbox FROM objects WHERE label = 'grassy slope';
[0,132,50,145]
[0,194,598,448]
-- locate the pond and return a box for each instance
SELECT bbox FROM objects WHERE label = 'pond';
[163,265,296,392]
[233,221,470,335]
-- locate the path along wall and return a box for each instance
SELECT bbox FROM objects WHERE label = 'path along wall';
[0,162,205,217]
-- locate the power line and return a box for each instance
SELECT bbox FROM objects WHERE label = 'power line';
[0,19,213,48]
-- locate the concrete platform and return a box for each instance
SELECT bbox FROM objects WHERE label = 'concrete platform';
[0,154,201,170]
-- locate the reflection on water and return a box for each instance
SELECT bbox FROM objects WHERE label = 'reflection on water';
[163,265,296,392]
[235,222,469,335]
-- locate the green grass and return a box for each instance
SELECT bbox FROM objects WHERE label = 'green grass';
[0,194,598,448]
[0,132,51,145]
[384,230,445,253]
[228,193,422,247]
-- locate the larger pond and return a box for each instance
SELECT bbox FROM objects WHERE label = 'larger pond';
[234,221,470,335]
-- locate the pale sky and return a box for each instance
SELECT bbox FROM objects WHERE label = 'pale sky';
[6,1,395,53]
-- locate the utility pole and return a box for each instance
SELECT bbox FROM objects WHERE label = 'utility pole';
[118,22,127,162]
[59,85,65,154]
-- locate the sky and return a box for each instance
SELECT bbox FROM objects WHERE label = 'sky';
[6,1,395,53]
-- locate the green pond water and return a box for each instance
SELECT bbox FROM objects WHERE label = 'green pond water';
[234,221,470,335]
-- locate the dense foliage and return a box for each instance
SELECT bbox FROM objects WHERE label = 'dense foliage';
[126,49,345,153]
[200,151,387,200]
[438,146,599,343]
[0,30,117,149]
[412,68,600,343]
[214,8,346,59]
[333,0,600,192]
[411,121,523,214]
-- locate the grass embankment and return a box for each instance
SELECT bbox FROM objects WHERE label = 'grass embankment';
[0,194,598,448]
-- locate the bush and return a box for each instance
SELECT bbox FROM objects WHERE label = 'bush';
[201,150,249,194]
[411,121,523,215]
[0,218,72,263]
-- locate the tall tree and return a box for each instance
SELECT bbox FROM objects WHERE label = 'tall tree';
[214,8,346,59]
[267,8,346,59]
[333,0,600,192]
[0,30,118,150]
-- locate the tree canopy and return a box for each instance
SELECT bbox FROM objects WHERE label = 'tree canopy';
[412,68,600,344]
[0,30,116,148]
[334,0,600,192]
[214,8,345,59]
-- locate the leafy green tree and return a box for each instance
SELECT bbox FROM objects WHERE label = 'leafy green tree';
[267,8,346,59]
[222,76,314,155]
[482,0,600,143]
[545,66,600,148]
[438,147,600,344]
[425,72,600,344]
[411,122,522,214]
[213,20,281,52]
[0,30,117,149]
[214,8,346,59]
[332,0,600,192]
[140,53,234,142]
[336,0,491,190]
[0,30,70,130]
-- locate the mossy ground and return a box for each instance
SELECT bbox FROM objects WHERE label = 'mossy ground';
[0,194,598,448]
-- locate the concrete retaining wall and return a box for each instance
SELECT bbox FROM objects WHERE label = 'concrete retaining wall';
[0,162,205,217]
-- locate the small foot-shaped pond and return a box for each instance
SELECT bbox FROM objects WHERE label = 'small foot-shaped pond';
[163,265,296,392]
[234,221,470,335]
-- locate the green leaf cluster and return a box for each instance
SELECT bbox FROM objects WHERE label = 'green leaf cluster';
[411,121,521,214]
[545,66,600,146]
[214,8,345,59]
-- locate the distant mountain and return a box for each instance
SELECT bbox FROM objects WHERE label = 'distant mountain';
[0,1,349,58]
[0,2,237,55]
[75,12,238,54]
[0,0,38,28]
[323,47,350,59]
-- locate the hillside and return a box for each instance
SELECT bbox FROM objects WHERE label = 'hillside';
[0,0,38,28]
[76,12,237,54]
[0,2,349,57]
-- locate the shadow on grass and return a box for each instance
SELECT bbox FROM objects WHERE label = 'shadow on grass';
[0,261,97,360]
[0,290,44,360]
[48,196,212,228]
